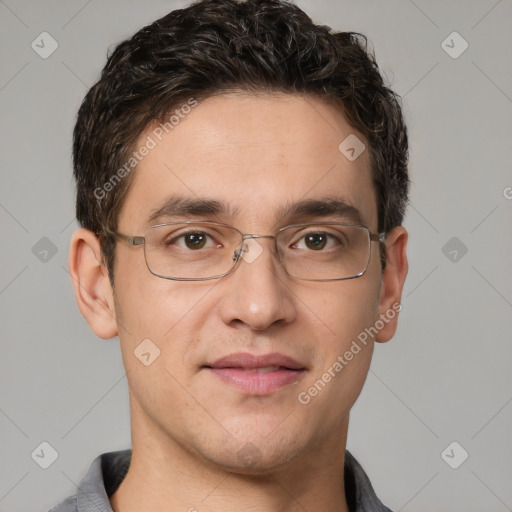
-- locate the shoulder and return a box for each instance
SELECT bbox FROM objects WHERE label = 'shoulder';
[345,450,394,512]
[48,495,77,512]
[48,449,131,512]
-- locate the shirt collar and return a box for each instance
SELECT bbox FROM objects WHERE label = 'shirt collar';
[61,449,392,512]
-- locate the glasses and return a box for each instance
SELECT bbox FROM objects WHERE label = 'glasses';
[106,221,385,282]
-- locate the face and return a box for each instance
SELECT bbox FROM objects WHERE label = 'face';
[103,92,402,472]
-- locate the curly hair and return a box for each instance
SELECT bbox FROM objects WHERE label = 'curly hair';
[73,0,409,283]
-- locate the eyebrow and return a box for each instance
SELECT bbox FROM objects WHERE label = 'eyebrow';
[277,197,365,225]
[145,196,239,227]
[145,194,366,228]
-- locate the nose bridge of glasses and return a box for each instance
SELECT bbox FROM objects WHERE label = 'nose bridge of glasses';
[242,233,276,241]
[242,233,278,250]
[232,233,279,262]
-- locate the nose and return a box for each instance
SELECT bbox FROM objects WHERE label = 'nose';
[217,237,297,331]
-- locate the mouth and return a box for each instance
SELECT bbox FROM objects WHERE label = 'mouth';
[203,352,307,395]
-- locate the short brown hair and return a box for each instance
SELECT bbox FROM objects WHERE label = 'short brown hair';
[73,0,409,283]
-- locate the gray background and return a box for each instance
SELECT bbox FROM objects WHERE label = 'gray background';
[1,0,511,511]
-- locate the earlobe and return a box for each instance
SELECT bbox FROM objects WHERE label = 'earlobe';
[375,226,408,343]
[68,228,118,340]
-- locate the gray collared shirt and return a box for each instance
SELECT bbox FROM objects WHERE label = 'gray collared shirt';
[49,449,393,512]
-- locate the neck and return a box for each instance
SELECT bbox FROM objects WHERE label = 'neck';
[110,399,350,512]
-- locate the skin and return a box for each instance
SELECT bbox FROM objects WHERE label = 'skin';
[69,92,408,512]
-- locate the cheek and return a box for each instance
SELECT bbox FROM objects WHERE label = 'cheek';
[112,273,209,437]
[113,262,218,410]
[303,276,380,373]
[307,274,381,346]
[114,249,211,339]
[294,280,380,434]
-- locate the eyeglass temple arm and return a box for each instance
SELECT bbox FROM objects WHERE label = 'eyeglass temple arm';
[103,229,145,246]
[371,232,386,242]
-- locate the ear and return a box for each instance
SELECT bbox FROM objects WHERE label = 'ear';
[68,228,118,339]
[375,226,408,343]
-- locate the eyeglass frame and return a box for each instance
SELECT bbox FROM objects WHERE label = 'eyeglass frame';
[103,220,386,282]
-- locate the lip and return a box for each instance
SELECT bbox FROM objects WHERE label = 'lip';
[204,352,307,395]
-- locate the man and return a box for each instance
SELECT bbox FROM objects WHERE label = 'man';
[52,0,409,510]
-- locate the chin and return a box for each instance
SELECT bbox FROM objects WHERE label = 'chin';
[197,435,302,475]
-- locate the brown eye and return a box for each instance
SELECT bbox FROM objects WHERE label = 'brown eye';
[183,233,207,250]
[292,230,341,251]
[304,233,328,250]
[164,231,213,250]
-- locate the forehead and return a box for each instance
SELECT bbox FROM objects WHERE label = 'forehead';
[118,92,377,231]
